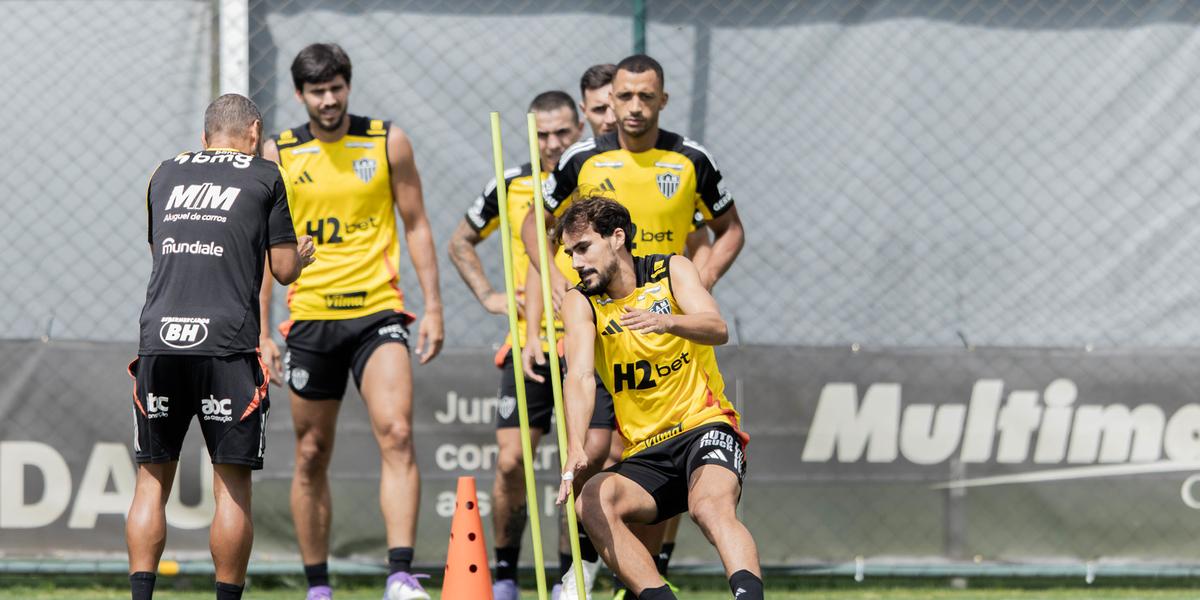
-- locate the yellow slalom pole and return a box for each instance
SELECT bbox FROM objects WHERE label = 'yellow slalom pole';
[526,112,588,600]
[489,112,548,600]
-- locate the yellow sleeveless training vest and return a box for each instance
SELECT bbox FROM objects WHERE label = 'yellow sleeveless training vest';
[586,254,745,457]
[275,115,409,322]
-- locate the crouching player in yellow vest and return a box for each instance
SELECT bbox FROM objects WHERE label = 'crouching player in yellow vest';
[554,197,763,600]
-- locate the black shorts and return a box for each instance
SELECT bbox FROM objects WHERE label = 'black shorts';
[495,352,617,431]
[606,423,747,523]
[128,353,270,470]
[591,375,616,430]
[283,310,413,400]
[497,351,554,432]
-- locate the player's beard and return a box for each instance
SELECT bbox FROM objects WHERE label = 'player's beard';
[310,106,346,132]
[543,150,562,172]
[620,112,656,139]
[595,120,617,136]
[578,258,617,295]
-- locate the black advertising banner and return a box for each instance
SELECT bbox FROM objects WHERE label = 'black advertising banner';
[4,341,1200,564]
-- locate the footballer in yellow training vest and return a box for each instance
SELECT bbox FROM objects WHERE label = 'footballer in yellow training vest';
[465,162,575,361]
[586,253,745,458]
[545,130,733,256]
[274,115,411,323]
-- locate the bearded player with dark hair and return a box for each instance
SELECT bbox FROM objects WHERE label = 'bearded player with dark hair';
[555,197,763,600]
[259,42,444,600]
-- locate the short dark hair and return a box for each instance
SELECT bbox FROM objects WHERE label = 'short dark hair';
[529,90,579,122]
[579,63,617,98]
[556,196,634,253]
[291,43,352,90]
[204,93,262,139]
[615,54,664,89]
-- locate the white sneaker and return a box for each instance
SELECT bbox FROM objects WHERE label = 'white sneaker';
[558,559,600,600]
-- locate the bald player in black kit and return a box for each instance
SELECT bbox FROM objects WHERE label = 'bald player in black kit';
[125,94,315,600]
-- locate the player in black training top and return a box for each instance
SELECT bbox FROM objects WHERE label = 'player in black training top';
[125,94,315,600]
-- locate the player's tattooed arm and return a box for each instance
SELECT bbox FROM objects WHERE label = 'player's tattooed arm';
[447,219,509,315]
[557,289,597,505]
[698,205,745,289]
[389,124,444,363]
[621,255,728,346]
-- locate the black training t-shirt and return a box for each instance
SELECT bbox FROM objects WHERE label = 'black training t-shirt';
[138,149,297,356]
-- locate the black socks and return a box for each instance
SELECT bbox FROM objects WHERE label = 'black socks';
[388,546,414,575]
[729,569,764,600]
[656,542,675,576]
[215,581,244,600]
[559,552,574,582]
[132,570,247,599]
[304,562,330,588]
[494,546,520,582]
[130,572,156,600]
[577,531,599,563]
[637,584,678,600]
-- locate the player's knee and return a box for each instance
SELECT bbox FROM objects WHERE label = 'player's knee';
[585,440,609,467]
[576,495,606,534]
[294,433,334,476]
[688,495,734,532]
[376,421,414,457]
[495,446,525,480]
[578,476,620,524]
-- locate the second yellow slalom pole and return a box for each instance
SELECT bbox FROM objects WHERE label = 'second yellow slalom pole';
[525,112,588,600]
[489,112,548,600]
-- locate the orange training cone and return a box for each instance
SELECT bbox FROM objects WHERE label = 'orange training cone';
[443,476,494,600]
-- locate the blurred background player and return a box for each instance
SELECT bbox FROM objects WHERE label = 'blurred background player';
[525,53,743,298]
[578,63,617,137]
[258,43,444,600]
[523,53,743,598]
[446,90,584,600]
[555,197,762,600]
[127,94,314,600]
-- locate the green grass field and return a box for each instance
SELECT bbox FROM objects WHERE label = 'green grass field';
[6,587,1200,599]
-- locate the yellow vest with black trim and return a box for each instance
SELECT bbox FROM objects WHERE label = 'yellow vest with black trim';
[545,130,734,256]
[465,163,575,356]
[586,254,745,458]
[275,115,408,321]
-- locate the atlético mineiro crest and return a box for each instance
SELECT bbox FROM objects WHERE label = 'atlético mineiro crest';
[353,158,377,183]
[649,299,672,315]
[656,172,679,199]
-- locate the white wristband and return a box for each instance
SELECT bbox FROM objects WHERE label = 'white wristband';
[561,472,575,482]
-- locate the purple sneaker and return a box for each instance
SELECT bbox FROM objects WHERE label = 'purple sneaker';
[492,578,519,600]
[383,571,430,600]
[306,585,333,600]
